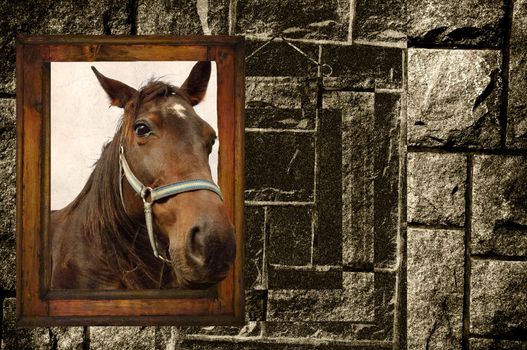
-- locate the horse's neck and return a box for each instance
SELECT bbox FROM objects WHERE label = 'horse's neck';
[50,151,164,289]
[50,202,125,289]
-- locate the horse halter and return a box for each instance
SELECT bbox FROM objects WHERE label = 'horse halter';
[118,146,223,262]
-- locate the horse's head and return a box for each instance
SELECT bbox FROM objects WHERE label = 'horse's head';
[92,62,235,288]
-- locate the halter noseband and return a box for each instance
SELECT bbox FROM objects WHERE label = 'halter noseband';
[118,146,223,262]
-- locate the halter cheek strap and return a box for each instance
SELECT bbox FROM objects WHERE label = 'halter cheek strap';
[118,146,223,262]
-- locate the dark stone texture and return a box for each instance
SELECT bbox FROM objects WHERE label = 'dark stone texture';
[2,298,50,349]
[177,321,261,338]
[0,0,130,93]
[472,155,527,256]
[373,272,396,341]
[470,260,527,336]
[507,0,527,149]
[354,0,406,43]
[407,228,464,350]
[89,326,155,349]
[245,133,315,202]
[322,45,403,90]
[324,92,375,267]
[0,99,16,291]
[50,327,84,350]
[206,0,230,35]
[323,92,400,269]
[137,0,203,35]
[507,48,527,149]
[235,0,350,41]
[0,99,15,127]
[372,93,401,268]
[267,206,313,265]
[246,41,319,77]
[175,339,392,350]
[245,206,265,289]
[408,153,466,227]
[246,290,267,321]
[264,321,383,341]
[469,338,527,349]
[245,77,316,130]
[268,265,342,290]
[408,49,502,148]
[154,327,179,349]
[407,0,506,47]
[314,109,342,265]
[267,272,375,322]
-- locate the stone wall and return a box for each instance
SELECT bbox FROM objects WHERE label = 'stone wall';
[406,0,527,349]
[0,1,525,349]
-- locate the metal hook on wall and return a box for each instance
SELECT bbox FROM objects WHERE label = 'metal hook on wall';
[245,36,333,77]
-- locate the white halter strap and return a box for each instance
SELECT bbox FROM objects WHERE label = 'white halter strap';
[118,146,223,262]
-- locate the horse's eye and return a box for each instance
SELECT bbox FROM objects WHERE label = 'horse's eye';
[134,123,151,137]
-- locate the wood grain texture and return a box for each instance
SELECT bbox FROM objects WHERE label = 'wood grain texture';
[16,35,245,326]
[233,40,246,322]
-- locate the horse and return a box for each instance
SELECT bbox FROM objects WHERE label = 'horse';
[50,62,236,290]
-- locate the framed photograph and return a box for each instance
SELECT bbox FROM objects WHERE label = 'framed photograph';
[16,35,245,326]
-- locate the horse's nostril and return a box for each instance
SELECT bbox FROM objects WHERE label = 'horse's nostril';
[185,223,236,282]
[188,225,206,264]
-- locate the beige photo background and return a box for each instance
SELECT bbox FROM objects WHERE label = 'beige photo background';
[50,61,218,210]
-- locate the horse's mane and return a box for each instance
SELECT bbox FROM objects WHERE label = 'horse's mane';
[64,79,187,289]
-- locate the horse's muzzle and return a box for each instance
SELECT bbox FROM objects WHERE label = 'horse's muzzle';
[183,220,236,284]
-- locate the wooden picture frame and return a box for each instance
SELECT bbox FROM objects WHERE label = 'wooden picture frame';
[16,35,245,326]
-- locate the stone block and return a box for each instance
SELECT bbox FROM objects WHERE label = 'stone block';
[267,272,375,322]
[470,259,527,335]
[1,298,50,350]
[470,338,527,349]
[136,0,203,35]
[324,92,374,268]
[407,228,464,350]
[245,133,315,202]
[408,49,502,148]
[245,77,316,130]
[235,0,350,41]
[408,153,466,227]
[268,265,342,290]
[407,0,506,47]
[245,40,319,77]
[89,326,155,349]
[507,0,527,149]
[176,339,386,350]
[0,0,130,93]
[264,321,382,341]
[154,327,176,349]
[354,0,406,43]
[511,0,527,47]
[206,0,230,35]
[372,93,401,268]
[50,327,84,350]
[246,290,267,322]
[178,321,261,338]
[374,272,396,340]
[322,45,403,90]
[315,109,342,265]
[507,47,527,149]
[267,206,313,266]
[0,99,16,291]
[0,99,15,127]
[323,92,400,269]
[472,155,527,256]
[245,206,265,289]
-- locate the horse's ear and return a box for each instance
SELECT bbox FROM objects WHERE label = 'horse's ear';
[91,66,137,108]
[180,61,211,106]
